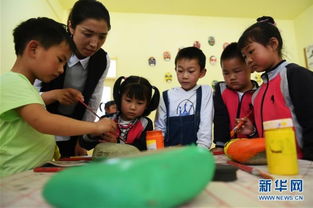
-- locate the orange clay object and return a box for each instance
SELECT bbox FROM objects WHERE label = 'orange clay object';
[224,138,265,163]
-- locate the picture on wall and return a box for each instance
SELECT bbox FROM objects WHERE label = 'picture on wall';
[304,44,313,70]
[164,72,173,83]
[193,41,201,49]
[163,51,171,61]
[148,57,156,67]
[209,55,217,65]
[208,36,215,46]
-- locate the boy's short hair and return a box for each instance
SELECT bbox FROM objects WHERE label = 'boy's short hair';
[175,47,206,70]
[220,42,245,66]
[13,17,74,55]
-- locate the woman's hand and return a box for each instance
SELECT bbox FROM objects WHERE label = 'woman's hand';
[41,88,84,105]
[55,88,84,105]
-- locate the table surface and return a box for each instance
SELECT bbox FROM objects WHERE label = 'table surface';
[1,155,312,208]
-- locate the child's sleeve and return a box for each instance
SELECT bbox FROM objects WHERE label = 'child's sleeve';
[196,86,214,149]
[213,82,231,147]
[154,93,167,136]
[0,73,43,116]
[287,66,313,161]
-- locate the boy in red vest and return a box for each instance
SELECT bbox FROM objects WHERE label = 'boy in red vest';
[211,42,258,154]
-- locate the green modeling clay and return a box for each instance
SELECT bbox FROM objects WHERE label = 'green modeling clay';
[43,146,215,208]
[92,142,140,159]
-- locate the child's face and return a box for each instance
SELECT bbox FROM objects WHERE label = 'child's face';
[175,58,206,91]
[69,18,109,58]
[34,41,71,82]
[241,41,280,72]
[106,104,117,114]
[221,58,252,92]
[120,94,147,121]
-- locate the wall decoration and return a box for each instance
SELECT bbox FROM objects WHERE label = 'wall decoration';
[253,73,263,85]
[304,44,313,70]
[223,42,230,49]
[208,36,215,46]
[164,72,173,83]
[148,57,156,67]
[163,51,171,61]
[211,80,219,89]
[209,55,217,65]
[193,41,201,49]
[178,46,184,51]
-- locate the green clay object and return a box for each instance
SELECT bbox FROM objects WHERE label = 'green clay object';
[43,146,215,208]
[92,142,140,159]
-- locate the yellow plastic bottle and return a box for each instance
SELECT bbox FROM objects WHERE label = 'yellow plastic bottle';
[263,118,298,175]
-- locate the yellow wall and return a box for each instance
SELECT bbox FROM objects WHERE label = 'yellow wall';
[294,5,313,69]
[0,0,65,74]
[105,13,299,94]
[103,13,299,120]
[1,0,310,95]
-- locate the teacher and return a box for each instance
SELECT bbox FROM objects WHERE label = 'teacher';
[36,0,111,158]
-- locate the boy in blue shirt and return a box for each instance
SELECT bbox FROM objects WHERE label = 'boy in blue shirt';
[155,47,213,149]
[0,17,116,177]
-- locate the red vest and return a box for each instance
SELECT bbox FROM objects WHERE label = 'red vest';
[252,61,302,158]
[253,75,292,136]
[221,84,255,138]
[114,117,149,144]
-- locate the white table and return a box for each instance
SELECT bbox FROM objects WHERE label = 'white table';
[184,155,313,208]
[1,156,312,208]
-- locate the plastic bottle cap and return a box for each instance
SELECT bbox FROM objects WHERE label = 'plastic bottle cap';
[146,130,163,138]
[263,118,293,130]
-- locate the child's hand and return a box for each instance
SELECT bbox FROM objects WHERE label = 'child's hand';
[98,132,118,143]
[56,88,84,105]
[235,117,255,135]
[94,118,117,136]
